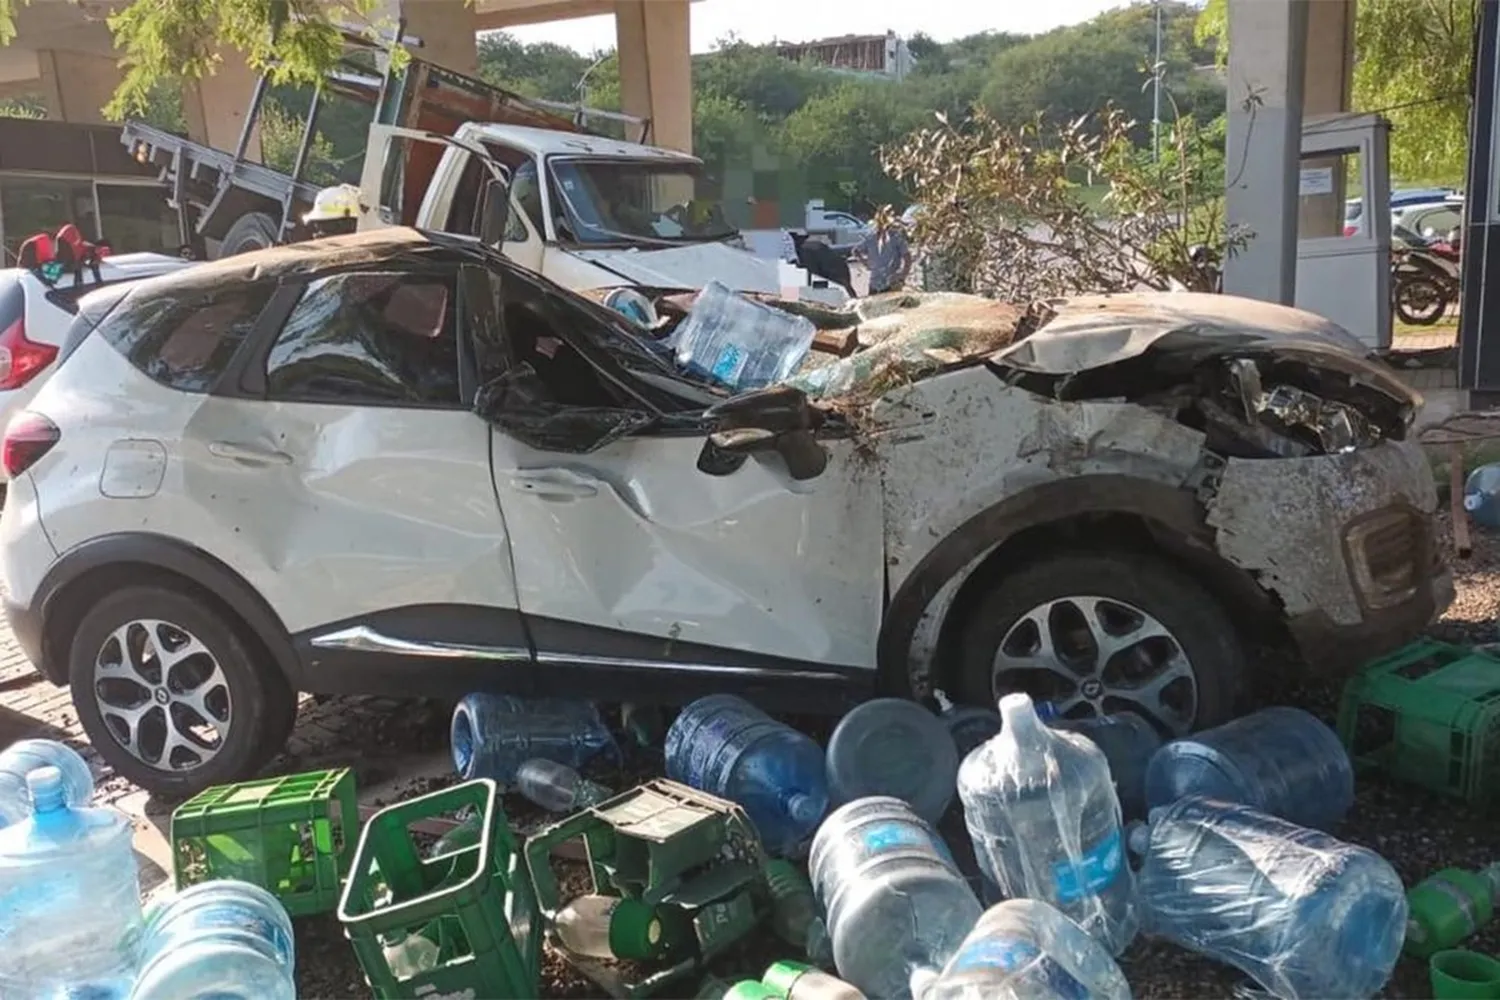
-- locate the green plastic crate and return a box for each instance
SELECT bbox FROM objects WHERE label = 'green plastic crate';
[1338,639,1500,807]
[337,778,541,1000]
[171,768,357,916]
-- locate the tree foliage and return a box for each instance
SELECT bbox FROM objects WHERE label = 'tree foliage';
[881,105,1239,299]
[1195,0,1473,185]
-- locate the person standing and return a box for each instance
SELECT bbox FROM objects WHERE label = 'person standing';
[856,223,912,295]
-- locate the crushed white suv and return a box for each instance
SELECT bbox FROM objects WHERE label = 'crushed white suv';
[0,228,1451,795]
[0,251,193,479]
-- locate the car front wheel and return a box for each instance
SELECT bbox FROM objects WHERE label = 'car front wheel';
[69,585,295,797]
[954,552,1245,736]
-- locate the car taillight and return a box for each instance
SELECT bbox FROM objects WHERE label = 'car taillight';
[2,411,59,477]
[0,316,57,391]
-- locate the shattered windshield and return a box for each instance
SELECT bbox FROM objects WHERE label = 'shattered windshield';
[548,157,736,246]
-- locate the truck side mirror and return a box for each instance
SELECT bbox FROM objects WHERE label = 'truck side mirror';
[480,178,512,246]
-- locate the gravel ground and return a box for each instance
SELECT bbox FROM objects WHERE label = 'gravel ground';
[291,510,1500,999]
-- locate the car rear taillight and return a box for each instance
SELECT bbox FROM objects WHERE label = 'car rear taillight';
[2,411,59,477]
[0,316,57,391]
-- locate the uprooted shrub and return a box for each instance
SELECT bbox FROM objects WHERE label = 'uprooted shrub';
[879,104,1246,301]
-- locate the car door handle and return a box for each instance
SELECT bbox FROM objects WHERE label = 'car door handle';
[509,468,600,499]
[208,441,293,466]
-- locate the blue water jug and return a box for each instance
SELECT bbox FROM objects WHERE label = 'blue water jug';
[0,766,143,998]
[1464,462,1500,530]
[809,796,982,999]
[129,880,295,1000]
[450,693,617,785]
[1143,706,1353,830]
[1039,708,1163,822]
[0,737,94,826]
[1130,796,1407,1000]
[665,694,828,857]
[925,898,1131,1000]
[958,693,1137,956]
[825,698,959,823]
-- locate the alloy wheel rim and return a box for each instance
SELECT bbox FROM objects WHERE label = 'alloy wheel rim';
[991,595,1197,735]
[93,618,232,771]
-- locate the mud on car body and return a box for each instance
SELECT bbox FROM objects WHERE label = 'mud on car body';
[0,229,1448,794]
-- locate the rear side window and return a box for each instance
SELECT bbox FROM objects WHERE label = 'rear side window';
[0,276,22,338]
[98,282,271,394]
[265,269,460,406]
[55,284,135,371]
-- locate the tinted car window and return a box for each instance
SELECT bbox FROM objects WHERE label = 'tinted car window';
[0,275,22,337]
[56,283,135,370]
[266,270,460,406]
[98,282,270,393]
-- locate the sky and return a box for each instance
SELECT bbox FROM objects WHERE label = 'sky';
[500,0,1124,55]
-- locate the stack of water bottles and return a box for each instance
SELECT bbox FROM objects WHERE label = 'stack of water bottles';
[0,737,298,999]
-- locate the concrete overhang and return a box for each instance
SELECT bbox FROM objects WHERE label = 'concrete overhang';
[473,0,702,31]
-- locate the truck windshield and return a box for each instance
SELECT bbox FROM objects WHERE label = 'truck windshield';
[548,158,736,246]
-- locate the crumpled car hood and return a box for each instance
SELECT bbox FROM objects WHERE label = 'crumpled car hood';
[570,242,783,295]
[996,291,1372,369]
[990,291,1419,411]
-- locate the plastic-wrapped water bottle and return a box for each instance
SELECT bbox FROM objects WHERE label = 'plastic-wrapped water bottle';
[761,961,867,999]
[668,280,818,391]
[665,694,828,857]
[1404,862,1500,958]
[825,698,959,823]
[0,738,94,826]
[515,758,611,813]
[1464,462,1500,530]
[933,691,1001,760]
[450,693,617,785]
[1143,706,1353,830]
[958,693,1137,956]
[809,796,982,999]
[924,899,1132,1000]
[1130,796,1408,1000]
[0,766,143,998]
[129,880,295,1000]
[1039,708,1163,821]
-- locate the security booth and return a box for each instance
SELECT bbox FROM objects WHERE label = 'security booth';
[1295,113,1394,350]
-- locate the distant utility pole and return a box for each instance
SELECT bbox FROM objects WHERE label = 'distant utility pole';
[1152,0,1165,161]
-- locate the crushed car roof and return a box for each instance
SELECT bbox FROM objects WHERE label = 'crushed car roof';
[129,228,466,296]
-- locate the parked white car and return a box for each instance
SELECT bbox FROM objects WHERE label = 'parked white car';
[0,228,1451,794]
[0,252,193,478]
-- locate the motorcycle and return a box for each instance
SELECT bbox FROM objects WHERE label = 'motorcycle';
[1392,243,1459,325]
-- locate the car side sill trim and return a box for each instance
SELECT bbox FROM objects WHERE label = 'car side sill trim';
[534,650,851,683]
[309,625,531,662]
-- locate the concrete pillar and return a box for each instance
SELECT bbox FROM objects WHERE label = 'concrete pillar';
[397,0,477,75]
[1223,0,1309,305]
[37,50,119,124]
[615,0,692,153]
[181,51,263,163]
[1298,0,1356,238]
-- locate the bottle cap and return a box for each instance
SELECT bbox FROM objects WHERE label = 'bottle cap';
[607,897,664,960]
[725,984,781,1000]
[763,960,814,994]
[25,766,65,812]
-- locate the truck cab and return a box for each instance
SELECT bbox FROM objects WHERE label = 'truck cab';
[361,122,801,296]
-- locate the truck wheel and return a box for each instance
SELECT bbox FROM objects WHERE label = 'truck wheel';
[219,212,281,257]
[953,552,1245,736]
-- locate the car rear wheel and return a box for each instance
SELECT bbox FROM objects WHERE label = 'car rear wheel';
[69,585,295,797]
[954,552,1244,736]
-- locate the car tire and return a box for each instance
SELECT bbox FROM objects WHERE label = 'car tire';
[68,585,296,797]
[953,551,1244,736]
[219,211,281,258]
